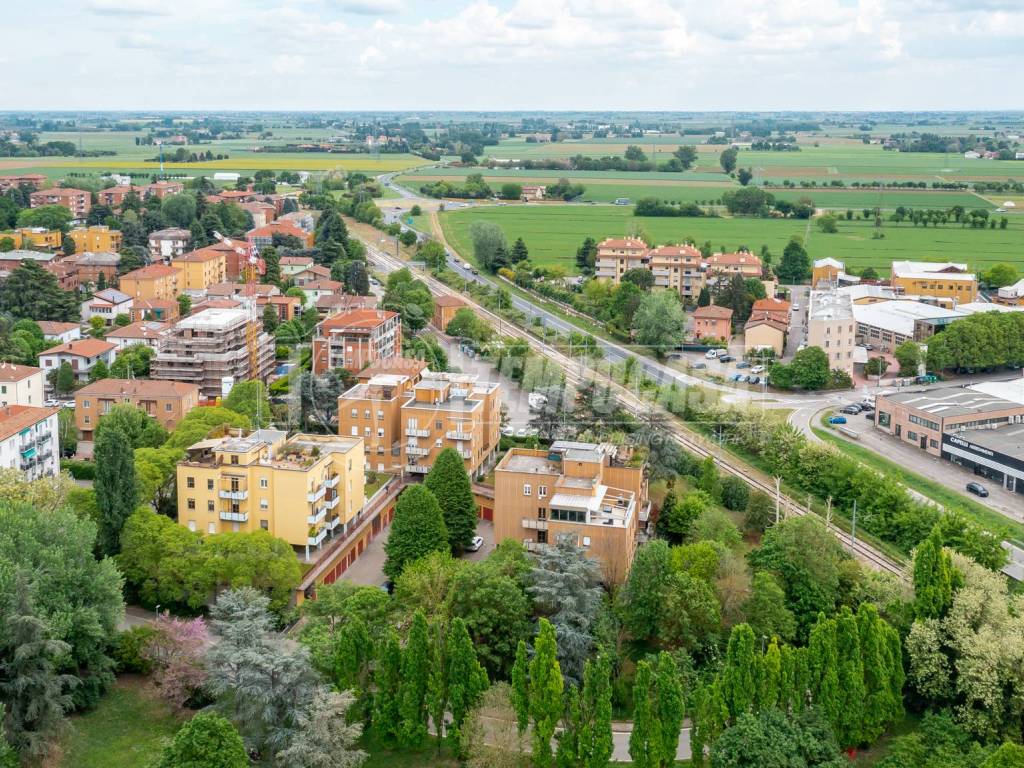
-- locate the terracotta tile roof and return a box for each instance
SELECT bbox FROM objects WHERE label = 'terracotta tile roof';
[304,280,343,292]
[707,252,762,268]
[0,405,58,442]
[649,244,702,258]
[36,321,79,336]
[105,321,168,340]
[32,187,88,197]
[694,305,733,319]
[0,364,42,383]
[76,378,199,398]
[122,264,179,280]
[318,309,398,332]
[280,256,314,266]
[598,237,647,250]
[356,356,427,381]
[298,265,331,278]
[173,248,224,263]
[133,298,178,310]
[256,295,300,305]
[148,228,191,240]
[247,221,308,240]
[40,338,116,358]
[745,317,788,332]
[317,294,377,311]
[751,297,791,313]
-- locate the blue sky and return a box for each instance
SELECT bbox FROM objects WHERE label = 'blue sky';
[6,0,1024,111]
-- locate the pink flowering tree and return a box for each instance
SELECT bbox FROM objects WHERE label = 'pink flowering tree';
[142,616,209,708]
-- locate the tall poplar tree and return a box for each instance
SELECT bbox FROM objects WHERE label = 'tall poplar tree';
[398,611,431,746]
[528,619,563,768]
[807,614,841,737]
[445,617,488,747]
[510,639,529,735]
[758,639,782,713]
[94,424,138,556]
[857,603,891,744]
[654,652,684,767]
[629,661,659,768]
[834,608,865,748]
[373,631,402,741]
[721,623,757,719]
[578,655,614,768]
[424,447,478,551]
[912,527,956,620]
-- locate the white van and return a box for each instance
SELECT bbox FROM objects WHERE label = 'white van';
[705,348,725,359]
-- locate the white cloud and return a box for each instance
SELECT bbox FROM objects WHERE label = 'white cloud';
[334,0,405,13]
[272,54,306,74]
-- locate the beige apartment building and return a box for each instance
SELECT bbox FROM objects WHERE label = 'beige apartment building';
[648,244,705,301]
[75,378,200,442]
[69,225,123,254]
[807,290,858,372]
[311,309,402,375]
[0,364,45,408]
[493,441,649,582]
[176,428,365,558]
[119,264,181,301]
[594,237,650,281]
[338,368,501,477]
[29,187,91,218]
[171,248,227,292]
[150,308,275,397]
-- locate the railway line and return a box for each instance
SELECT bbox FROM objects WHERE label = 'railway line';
[364,241,906,577]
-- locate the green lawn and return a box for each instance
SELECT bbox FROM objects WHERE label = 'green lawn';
[360,733,461,767]
[438,203,1024,275]
[59,677,184,768]
[813,426,1024,543]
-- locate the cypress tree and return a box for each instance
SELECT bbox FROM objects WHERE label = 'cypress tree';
[697,286,711,308]
[912,526,955,620]
[94,424,138,556]
[578,654,613,768]
[834,608,865,748]
[856,603,889,744]
[654,652,684,767]
[373,631,402,740]
[383,485,448,580]
[629,661,659,768]
[333,616,373,719]
[690,681,728,767]
[758,639,782,713]
[778,644,796,714]
[721,623,757,719]
[882,624,905,724]
[398,611,431,746]
[446,617,488,747]
[511,639,529,735]
[555,686,581,768]
[528,619,564,768]
[791,646,810,714]
[424,447,478,551]
[807,614,842,737]
[427,619,448,750]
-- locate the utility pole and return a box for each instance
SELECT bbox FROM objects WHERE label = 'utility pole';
[774,476,781,523]
[851,499,857,550]
[825,496,832,532]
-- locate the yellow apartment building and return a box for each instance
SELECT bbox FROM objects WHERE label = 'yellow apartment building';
[172,249,227,292]
[594,237,649,282]
[647,244,705,302]
[177,429,366,558]
[338,368,502,477]
[890,261,977,304]
[119,264,181,301]
[69,225,123,254]
[493,441,649,583]
[1,228,62,249]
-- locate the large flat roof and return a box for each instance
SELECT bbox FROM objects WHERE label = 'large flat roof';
[882,386,1024,418]
[944,423,1024,461]
[853,300,962,336]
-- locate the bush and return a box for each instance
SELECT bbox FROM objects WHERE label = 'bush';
[111,625,159,674]
[720,476,750,511]
[61,459,96,480]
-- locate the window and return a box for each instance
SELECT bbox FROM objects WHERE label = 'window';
[207,500,214,512]
[537,507,547,519]
[165,403,172,412]
[187,520,196,532]
[538,485,547,498]
[907,431,918,442]
[364,427,371,436]
[187,498,196,510]
[377,410,384,420]
[84,415,90,425]
[186,476,195,489]
[877,411,891,428]
[260,477,268,489]
[551,508,586,523]
[207,522,216,534]
[260,499,269,510]
[260,520,269,530]
[582,536,591,547]
[929,439,938,449]
[351,408,357,418]
[230,455,238,465]
[82,399,90,408]
[523,483,531,497]
[909,414,940,431]
[350,426,358,436]
[364,409,370,419]
[207,479,214,490]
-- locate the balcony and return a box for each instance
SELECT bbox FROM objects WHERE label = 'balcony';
[307,486,326,503]
[307,507,326,525]
[405,464,430,474]
[457,449,473,460]
[325,515,341,531]
[307,529,327,547]
[522,518,549,531]
[324,495,340,510]
[445,431,472,441]
[405,428,429,438]
[406,445,430,456]
[218,489,248,501]
[324,475,340,489]
[220,510,248,522]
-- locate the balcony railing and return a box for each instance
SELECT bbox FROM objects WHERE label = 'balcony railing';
[405,464,430,474]
[405,445,430,456]
[445,431,472,441]
[307,529,327,547]
[405,428,429,438]
[219,489,248,501]
[220,510,248,522]
[521,518,549,531]
[307,486,326,503]
[307,507,326,525]
[324,475,340,489]
[325,515,341,531]
[324,496,340,510]
[457,449,473,460]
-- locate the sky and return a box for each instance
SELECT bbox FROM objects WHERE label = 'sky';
[6,0,1024,111]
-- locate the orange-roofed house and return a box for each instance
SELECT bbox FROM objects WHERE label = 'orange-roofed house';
[256,294,301,324]
[119,264,181,301]
[104,320,168,351]
[648,244,705,302]
[433,294,468,331]
[312,309,402,374]
[75,378,200,441]
[172,248,227,292]
[595,237,650,282]
[0,364,45,408]
[0,405,60,479]
[316,293,377,317]
[293,265,331,286]
[247,221,314,250]
[130,298,180,323]
[744,317,787,357]
[749,297,791,325]
[38,339,117,382]
[706,251,762,280]
[693,305,733,341]
[98,185,142,207]
[29,187,91,218]
[36,322,81,345]
[240,201,277,227]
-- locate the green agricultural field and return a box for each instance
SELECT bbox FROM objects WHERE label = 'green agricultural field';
[438,203,1024,276]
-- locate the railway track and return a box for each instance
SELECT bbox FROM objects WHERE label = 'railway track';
[365,244,905,576]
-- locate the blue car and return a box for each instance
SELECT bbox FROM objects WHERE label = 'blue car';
[828,416,847,425]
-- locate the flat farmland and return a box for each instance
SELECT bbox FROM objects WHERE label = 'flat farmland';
[438,203,1024,276]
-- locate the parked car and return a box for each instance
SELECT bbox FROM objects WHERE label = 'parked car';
[750,365,765,374]
[467,535,485,552]
[737,374,749,383]
[719,355,736,363]
[792,304,801,312]
[863,410,875,419]
[516,428,527,438]
[44,399,60,407]
[691,361,707,370]
[501,424,514,436]
[705,349,722,359]
[828,416,847,425]
[736,361,751,369]
[727,373,741,382]
[749,376,761,385]
[840,404,862,414]
[966,482,989,498]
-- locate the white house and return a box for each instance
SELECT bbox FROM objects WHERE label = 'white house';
[0,364,45,407]
[148,228,192,262]
[81,288,133,325]
[36,321,82,344]
[104,320,168,351]
[964,151,981,159]
[0,405,60,480]
[39,339,117,382]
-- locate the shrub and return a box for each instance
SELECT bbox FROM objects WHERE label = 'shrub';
[720,476,750,512]
[111,625,159,674]
[61,458,96,480]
